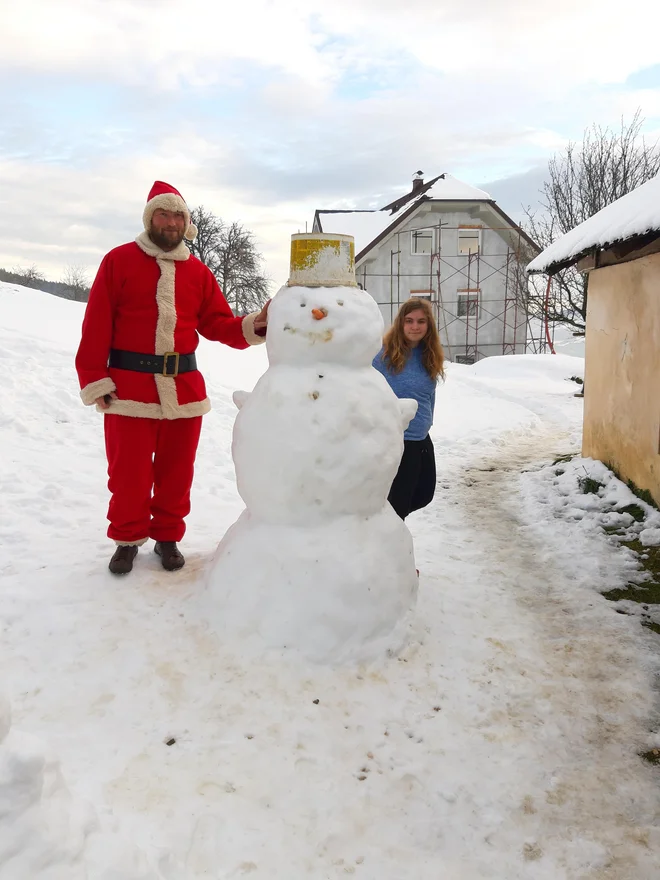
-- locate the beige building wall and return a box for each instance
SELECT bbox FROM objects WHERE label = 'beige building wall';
[583,251,660,504]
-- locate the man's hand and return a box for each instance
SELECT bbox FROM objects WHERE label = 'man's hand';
[254,299,271,333]
[95,392,118,410]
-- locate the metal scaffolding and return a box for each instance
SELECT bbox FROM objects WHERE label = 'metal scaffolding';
[357,223,553,362]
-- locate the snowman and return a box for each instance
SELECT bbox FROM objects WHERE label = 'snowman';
[204,234,419,663]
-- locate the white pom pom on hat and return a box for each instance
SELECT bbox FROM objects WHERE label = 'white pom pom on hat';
[143,180,198,242]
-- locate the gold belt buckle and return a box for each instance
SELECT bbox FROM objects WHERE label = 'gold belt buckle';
[162,352,180,377]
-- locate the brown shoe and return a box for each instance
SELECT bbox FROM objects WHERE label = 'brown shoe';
[154,541,185,571]
[109,544,138,575]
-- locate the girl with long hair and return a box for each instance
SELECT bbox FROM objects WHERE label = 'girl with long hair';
[373,298,445,520]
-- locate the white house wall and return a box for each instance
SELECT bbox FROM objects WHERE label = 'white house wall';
[356,203,528,362]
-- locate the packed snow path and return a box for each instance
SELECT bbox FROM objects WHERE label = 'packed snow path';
[420,426,660,878]
[1,284,659,879]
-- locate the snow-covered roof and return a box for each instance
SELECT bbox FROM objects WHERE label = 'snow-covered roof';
[316,210,396,256]
[528,173,660,274]
[421,174,491,202]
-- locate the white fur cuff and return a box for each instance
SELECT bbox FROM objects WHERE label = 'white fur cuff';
[114,537,149,547]
[81,377,116,406]
[242,312,266,346]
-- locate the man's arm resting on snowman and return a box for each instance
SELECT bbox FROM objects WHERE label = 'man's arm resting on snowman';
[198,271,266,348]
[75,254,117,405]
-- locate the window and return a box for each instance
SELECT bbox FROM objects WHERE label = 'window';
[457,291,479,317]
[411,228,434,255]
[455,354,475,365]
[458,228,481,255]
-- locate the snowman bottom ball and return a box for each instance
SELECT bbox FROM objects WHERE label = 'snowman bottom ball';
[203,507,418,664]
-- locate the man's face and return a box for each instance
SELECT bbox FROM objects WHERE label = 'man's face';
[149,209,187,250]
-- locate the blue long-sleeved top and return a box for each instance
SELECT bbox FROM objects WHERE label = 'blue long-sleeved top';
[372,345,436,441]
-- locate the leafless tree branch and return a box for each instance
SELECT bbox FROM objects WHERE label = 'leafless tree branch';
[188,207,271,313]
[522,109,660,333]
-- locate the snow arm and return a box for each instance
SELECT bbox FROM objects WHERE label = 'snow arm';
[399,399,418,430]
[233,390,251,410]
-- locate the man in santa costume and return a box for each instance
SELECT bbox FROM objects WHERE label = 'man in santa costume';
[76,181,269,575]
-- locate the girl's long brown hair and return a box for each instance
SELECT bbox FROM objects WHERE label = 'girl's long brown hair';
[382,298,445,381]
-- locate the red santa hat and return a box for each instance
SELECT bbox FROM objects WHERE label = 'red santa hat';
[143,180,198,242]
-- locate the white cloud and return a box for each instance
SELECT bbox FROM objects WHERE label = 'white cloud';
[0,152,306,287]
[2,0,660,291]
[320,0,660,86]
[6,0,660,90]
[2,0,332,88]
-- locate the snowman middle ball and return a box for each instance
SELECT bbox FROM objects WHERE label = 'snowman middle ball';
[232,286,414,526]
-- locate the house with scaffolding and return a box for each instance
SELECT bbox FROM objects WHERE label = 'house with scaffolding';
[313,173,539,363]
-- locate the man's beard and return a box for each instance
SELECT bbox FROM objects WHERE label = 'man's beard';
[149,226,186,251]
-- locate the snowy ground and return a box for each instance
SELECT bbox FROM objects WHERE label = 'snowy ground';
[1,282,660,879]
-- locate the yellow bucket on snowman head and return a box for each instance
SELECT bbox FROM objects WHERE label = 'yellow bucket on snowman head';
[287,233,357,288]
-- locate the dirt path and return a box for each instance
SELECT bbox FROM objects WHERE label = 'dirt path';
[438,426,660,878]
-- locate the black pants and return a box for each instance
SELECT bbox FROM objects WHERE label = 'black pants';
[388,435,436,520]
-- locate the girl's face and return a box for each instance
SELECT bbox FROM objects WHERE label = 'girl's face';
[402,308,428,345]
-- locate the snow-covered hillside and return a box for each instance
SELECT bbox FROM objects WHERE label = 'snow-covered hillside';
[1,282,659,879]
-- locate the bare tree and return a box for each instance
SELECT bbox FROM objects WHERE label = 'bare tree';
[188,207,270,313]
[187,205,224,274]
[215,222,270,314]
[61,264,90,302]
[12,264,46,289]
[524,110,660,333]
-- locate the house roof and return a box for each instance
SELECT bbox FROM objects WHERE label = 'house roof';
[315,173,537,263]
[528,173,660,275]
[380,174,492,214]
[418,175,492,203]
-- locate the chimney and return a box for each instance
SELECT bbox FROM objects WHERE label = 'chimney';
[412,170,424,193]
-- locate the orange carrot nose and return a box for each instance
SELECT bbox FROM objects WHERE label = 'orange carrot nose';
[311,308,328,321]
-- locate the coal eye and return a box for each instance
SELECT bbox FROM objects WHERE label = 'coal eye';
[337,300,344,306]
[300,302,306,307]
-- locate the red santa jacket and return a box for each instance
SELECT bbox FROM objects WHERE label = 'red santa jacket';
[76,232,265,419]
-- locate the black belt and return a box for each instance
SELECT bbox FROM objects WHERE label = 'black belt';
[109,349,197,378]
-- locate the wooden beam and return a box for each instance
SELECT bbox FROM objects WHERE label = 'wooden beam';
[576,253,597,273]
[575,234,660,273]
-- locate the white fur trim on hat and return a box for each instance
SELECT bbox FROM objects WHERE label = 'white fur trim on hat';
[143,193,197,242]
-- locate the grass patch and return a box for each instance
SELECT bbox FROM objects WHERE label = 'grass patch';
[578,475,603,495]
[553,453,575,465]
[604,462,659,511]
[640,749,660,766]
[618,503,646,523]
[642,620,660,636]
[604,583,660,603]
[602,540,660,604]
[569,375,584,385]
[627,481,659,510]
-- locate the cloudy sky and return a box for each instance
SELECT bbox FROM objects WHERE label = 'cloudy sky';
[2,0,660,288]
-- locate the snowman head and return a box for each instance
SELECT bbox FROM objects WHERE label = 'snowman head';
[267,285,385,367]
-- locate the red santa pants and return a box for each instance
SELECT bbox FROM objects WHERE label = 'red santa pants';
[104,414,203,545]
